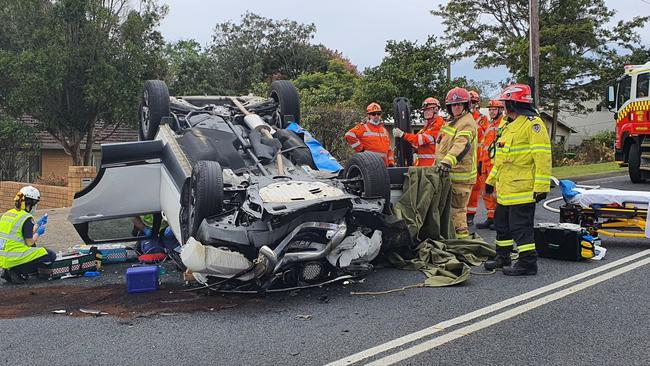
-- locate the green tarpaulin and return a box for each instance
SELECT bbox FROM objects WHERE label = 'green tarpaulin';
[392,167,495,287]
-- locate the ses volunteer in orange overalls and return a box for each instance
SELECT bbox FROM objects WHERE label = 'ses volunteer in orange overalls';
[345,102,395,166]
[466,90,490,226]
[469,100,505,229]
[392,97,444,166]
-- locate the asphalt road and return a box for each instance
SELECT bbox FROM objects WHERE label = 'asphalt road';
[2,174,650,366]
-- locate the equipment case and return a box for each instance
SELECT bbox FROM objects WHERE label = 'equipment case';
[534,223,592,261]
[38,252,99,279]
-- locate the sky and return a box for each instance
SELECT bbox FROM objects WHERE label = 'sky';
[155,0,650,90]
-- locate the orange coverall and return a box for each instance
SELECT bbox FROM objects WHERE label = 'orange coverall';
[468,114,503,219]
[401,116,444,166]
[345,122,395,166]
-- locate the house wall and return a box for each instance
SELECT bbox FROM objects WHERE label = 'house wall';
[41,149,73,179]
[0,166,97,210]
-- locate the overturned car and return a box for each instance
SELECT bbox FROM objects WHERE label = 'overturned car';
[69,80,409,292]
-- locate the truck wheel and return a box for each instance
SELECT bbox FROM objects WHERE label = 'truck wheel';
[270,80,300,129]
[628,143,645,183]
[188,161,224,237]
[344,152,390,203]
[139,80,170,141]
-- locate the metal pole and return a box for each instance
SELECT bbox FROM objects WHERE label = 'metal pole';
[529,0,540,108]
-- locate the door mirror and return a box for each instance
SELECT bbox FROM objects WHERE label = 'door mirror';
[607,86,616,110]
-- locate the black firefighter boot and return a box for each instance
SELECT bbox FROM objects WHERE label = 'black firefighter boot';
[476,218,494,230]
[484,249,511,271]
[503,251,538,276]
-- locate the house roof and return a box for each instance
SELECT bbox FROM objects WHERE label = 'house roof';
[538,111,579,133]
[20,115,139,150]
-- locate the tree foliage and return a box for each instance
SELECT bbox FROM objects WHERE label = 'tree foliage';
[0,116,40,182]
[432,0,649,135]
[164,39,219,95]
[209,12,330,94]
[294,59,360,107]
[0,0,167,165]
[354,36,452,115]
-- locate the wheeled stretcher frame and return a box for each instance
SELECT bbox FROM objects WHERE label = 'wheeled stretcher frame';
[543,179,649,239]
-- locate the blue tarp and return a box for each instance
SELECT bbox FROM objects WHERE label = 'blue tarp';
[286,122,343,173]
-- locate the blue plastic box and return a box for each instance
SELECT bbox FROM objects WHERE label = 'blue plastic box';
[126,266,158,294]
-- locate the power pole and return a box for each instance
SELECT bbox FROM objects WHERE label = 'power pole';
[529,0,550,139]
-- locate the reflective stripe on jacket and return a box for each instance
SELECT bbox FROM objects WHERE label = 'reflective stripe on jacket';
[0,209,47,269]
[435,112,478,184]
[345,122,395,166]
[485,115,552,205]
[403,116,443,167]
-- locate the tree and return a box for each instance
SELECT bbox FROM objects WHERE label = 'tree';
[209,12,330,94]
[354,36,452,115]
[0,116,40,182]
[294,59,360,106]
[432,0,649,138]
[164,39,220,95]
[0,0,167,165]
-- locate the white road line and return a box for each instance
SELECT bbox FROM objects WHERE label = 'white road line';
[369,255,650,366]
[326,249,650,366]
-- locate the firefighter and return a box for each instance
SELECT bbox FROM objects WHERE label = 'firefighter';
[434,87,478,239]
[474,100,505,229]
[466,90,489,226]
[392,97,444,167]
[345,102,395,166]
[484,84,552,275]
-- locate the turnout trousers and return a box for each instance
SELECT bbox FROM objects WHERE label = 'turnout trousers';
[493,202,536,257]
[451,183,474,238]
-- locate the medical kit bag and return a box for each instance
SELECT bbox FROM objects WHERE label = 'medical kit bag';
[38,252,99,279]
[75,244,130,264]
[534,223,597,261]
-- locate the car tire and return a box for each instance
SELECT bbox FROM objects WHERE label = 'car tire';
[269,80,300,129]
[393,97,413,167]
[628,142,645,183]
[188,160,224,237]
[344,152,390,203]
[139,80,170,141]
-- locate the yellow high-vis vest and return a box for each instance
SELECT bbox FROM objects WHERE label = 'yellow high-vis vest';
[0,209,47,269]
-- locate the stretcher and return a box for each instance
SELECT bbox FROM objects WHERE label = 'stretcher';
[543,178,650,239]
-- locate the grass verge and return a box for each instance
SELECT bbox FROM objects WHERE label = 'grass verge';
[552,161,625,179]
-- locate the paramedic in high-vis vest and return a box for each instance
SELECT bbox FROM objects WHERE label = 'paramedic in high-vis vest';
[484,84,552,276]
[434,87,478,239]
[0,186,56,284]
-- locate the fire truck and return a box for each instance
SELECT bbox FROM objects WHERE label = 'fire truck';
[609,61,650,183]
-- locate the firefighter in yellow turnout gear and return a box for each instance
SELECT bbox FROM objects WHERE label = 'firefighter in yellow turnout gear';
[484,84,552,275]
[435,87,478,238]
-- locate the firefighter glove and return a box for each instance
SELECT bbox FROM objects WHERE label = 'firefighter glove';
[534,192,548,203]
[392,128,405,138]
[485,184,494,195]
[435,162,452,177]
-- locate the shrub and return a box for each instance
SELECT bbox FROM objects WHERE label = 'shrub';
[34,173,68,187]
[300,102,363,163]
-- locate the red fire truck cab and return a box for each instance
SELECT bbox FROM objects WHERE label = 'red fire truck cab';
[609,61,650,183]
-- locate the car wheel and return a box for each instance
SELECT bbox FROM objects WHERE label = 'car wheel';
[269,80,300,129]
[628,142,645,183]
[393,97,413,167]
[344,152,390,203]
[139,80,170,141]
[188,160,224,237]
